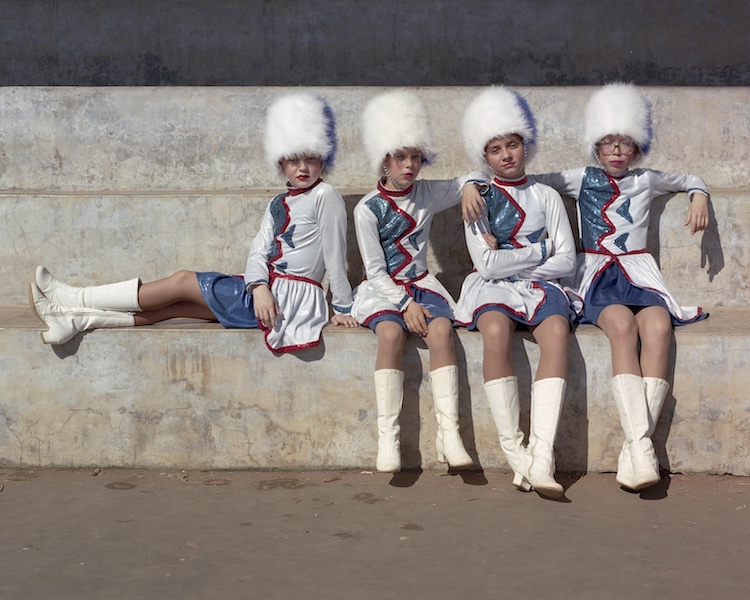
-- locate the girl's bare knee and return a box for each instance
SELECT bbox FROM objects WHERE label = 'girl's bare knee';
[600,311,639,345]
[376,322,406,347]
[427,317,454,342]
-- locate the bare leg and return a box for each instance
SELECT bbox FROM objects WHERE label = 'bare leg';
[135,271,217,326]
[529,315,569,380]
[635,306,672,379]
[137,270,210,310]
[423,316,457,370]
[375,321,408,370]
[135,302,217,325]
[476,311,515,382]
[597,304,642,376]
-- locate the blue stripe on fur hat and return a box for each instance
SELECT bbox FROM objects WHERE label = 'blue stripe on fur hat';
[264,92,337,172]
[361,90,437,173]
[462,86,538,168]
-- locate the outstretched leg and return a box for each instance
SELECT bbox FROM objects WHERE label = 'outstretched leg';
[31,268,218,344]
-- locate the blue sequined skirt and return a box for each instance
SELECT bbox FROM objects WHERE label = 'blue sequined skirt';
[197,272,258,329]
[367,288,453,332]
[582,262,668,325]
[468,283,574,330]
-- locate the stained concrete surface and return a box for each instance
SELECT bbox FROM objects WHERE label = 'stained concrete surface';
[1,468,747,600]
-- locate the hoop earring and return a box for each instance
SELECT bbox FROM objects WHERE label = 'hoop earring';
[382,160,407,190]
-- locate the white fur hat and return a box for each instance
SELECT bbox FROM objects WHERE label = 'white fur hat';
[361,90,437,173]
[263,92,337,172]
[584,82,653,156]
[462,86,538,168]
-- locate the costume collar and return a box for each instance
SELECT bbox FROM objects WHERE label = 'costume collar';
[492,175,528,187]
[287,178,323,196]
[377,179,414,197]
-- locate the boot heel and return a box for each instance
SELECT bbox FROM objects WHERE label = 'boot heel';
[512,472,532,492]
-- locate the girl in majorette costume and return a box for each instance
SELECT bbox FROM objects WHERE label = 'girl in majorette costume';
[351,90,487,473]
[533,83,710,491]
[30,92,357,353]
[455,87,576,498]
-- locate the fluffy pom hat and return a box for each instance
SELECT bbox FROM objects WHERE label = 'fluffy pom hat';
[462,86,537,168]
[263,92,337,172]
[361,90,437,173]
[584,82,653,156]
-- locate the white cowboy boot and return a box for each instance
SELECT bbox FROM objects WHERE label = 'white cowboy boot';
[527,377,566,498]
[374,369,404,473]
[35,265,141,311]
[612,374,661,491]
[616,377,670,490]
[431,365,473,468]
[484,376,531,491]
[30,283,135,345]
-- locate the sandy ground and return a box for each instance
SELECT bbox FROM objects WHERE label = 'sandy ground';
[1,468,748,600]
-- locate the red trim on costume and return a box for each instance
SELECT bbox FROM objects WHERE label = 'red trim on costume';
[377,180,414,197]
[362,309,402,328]
[270,269,322,288]
[264,329,322,354]
[269,196,292,266]
[597,173,620,249]
[459,281,547,327]
[404,278,449,304]
[491,185,526,248]
[373,185,418,280]
[492,176,528,187]
[287,178,323,196]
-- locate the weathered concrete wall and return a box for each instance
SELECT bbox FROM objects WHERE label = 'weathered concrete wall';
[1,87,748,191]
[1,85,747,474]
[0,87,745,307]
[0,1,748,86]
[0,189,740,308]
[1,309,747,474]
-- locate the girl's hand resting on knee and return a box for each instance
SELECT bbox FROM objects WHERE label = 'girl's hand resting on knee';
[252,284,282,330]
[329,314,359,328]
[403,301,432,337]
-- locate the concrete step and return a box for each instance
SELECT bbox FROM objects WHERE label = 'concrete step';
[0,188,743,307]
[1,304,747,475]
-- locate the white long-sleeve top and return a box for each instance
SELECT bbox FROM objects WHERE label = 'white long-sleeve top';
[454,176,576,326]
[532,166,708,322]
[243,179,353,351]
[351,173,484,325]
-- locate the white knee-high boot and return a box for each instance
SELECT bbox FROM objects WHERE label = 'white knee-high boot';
[431,365,473,468]
[30,283,135,345]
[374,369,404,473]
[612,374,661,491]
[527,377,566,498]
[484,376,531,491]
[616,377,670,490]
[36,265,141,311]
